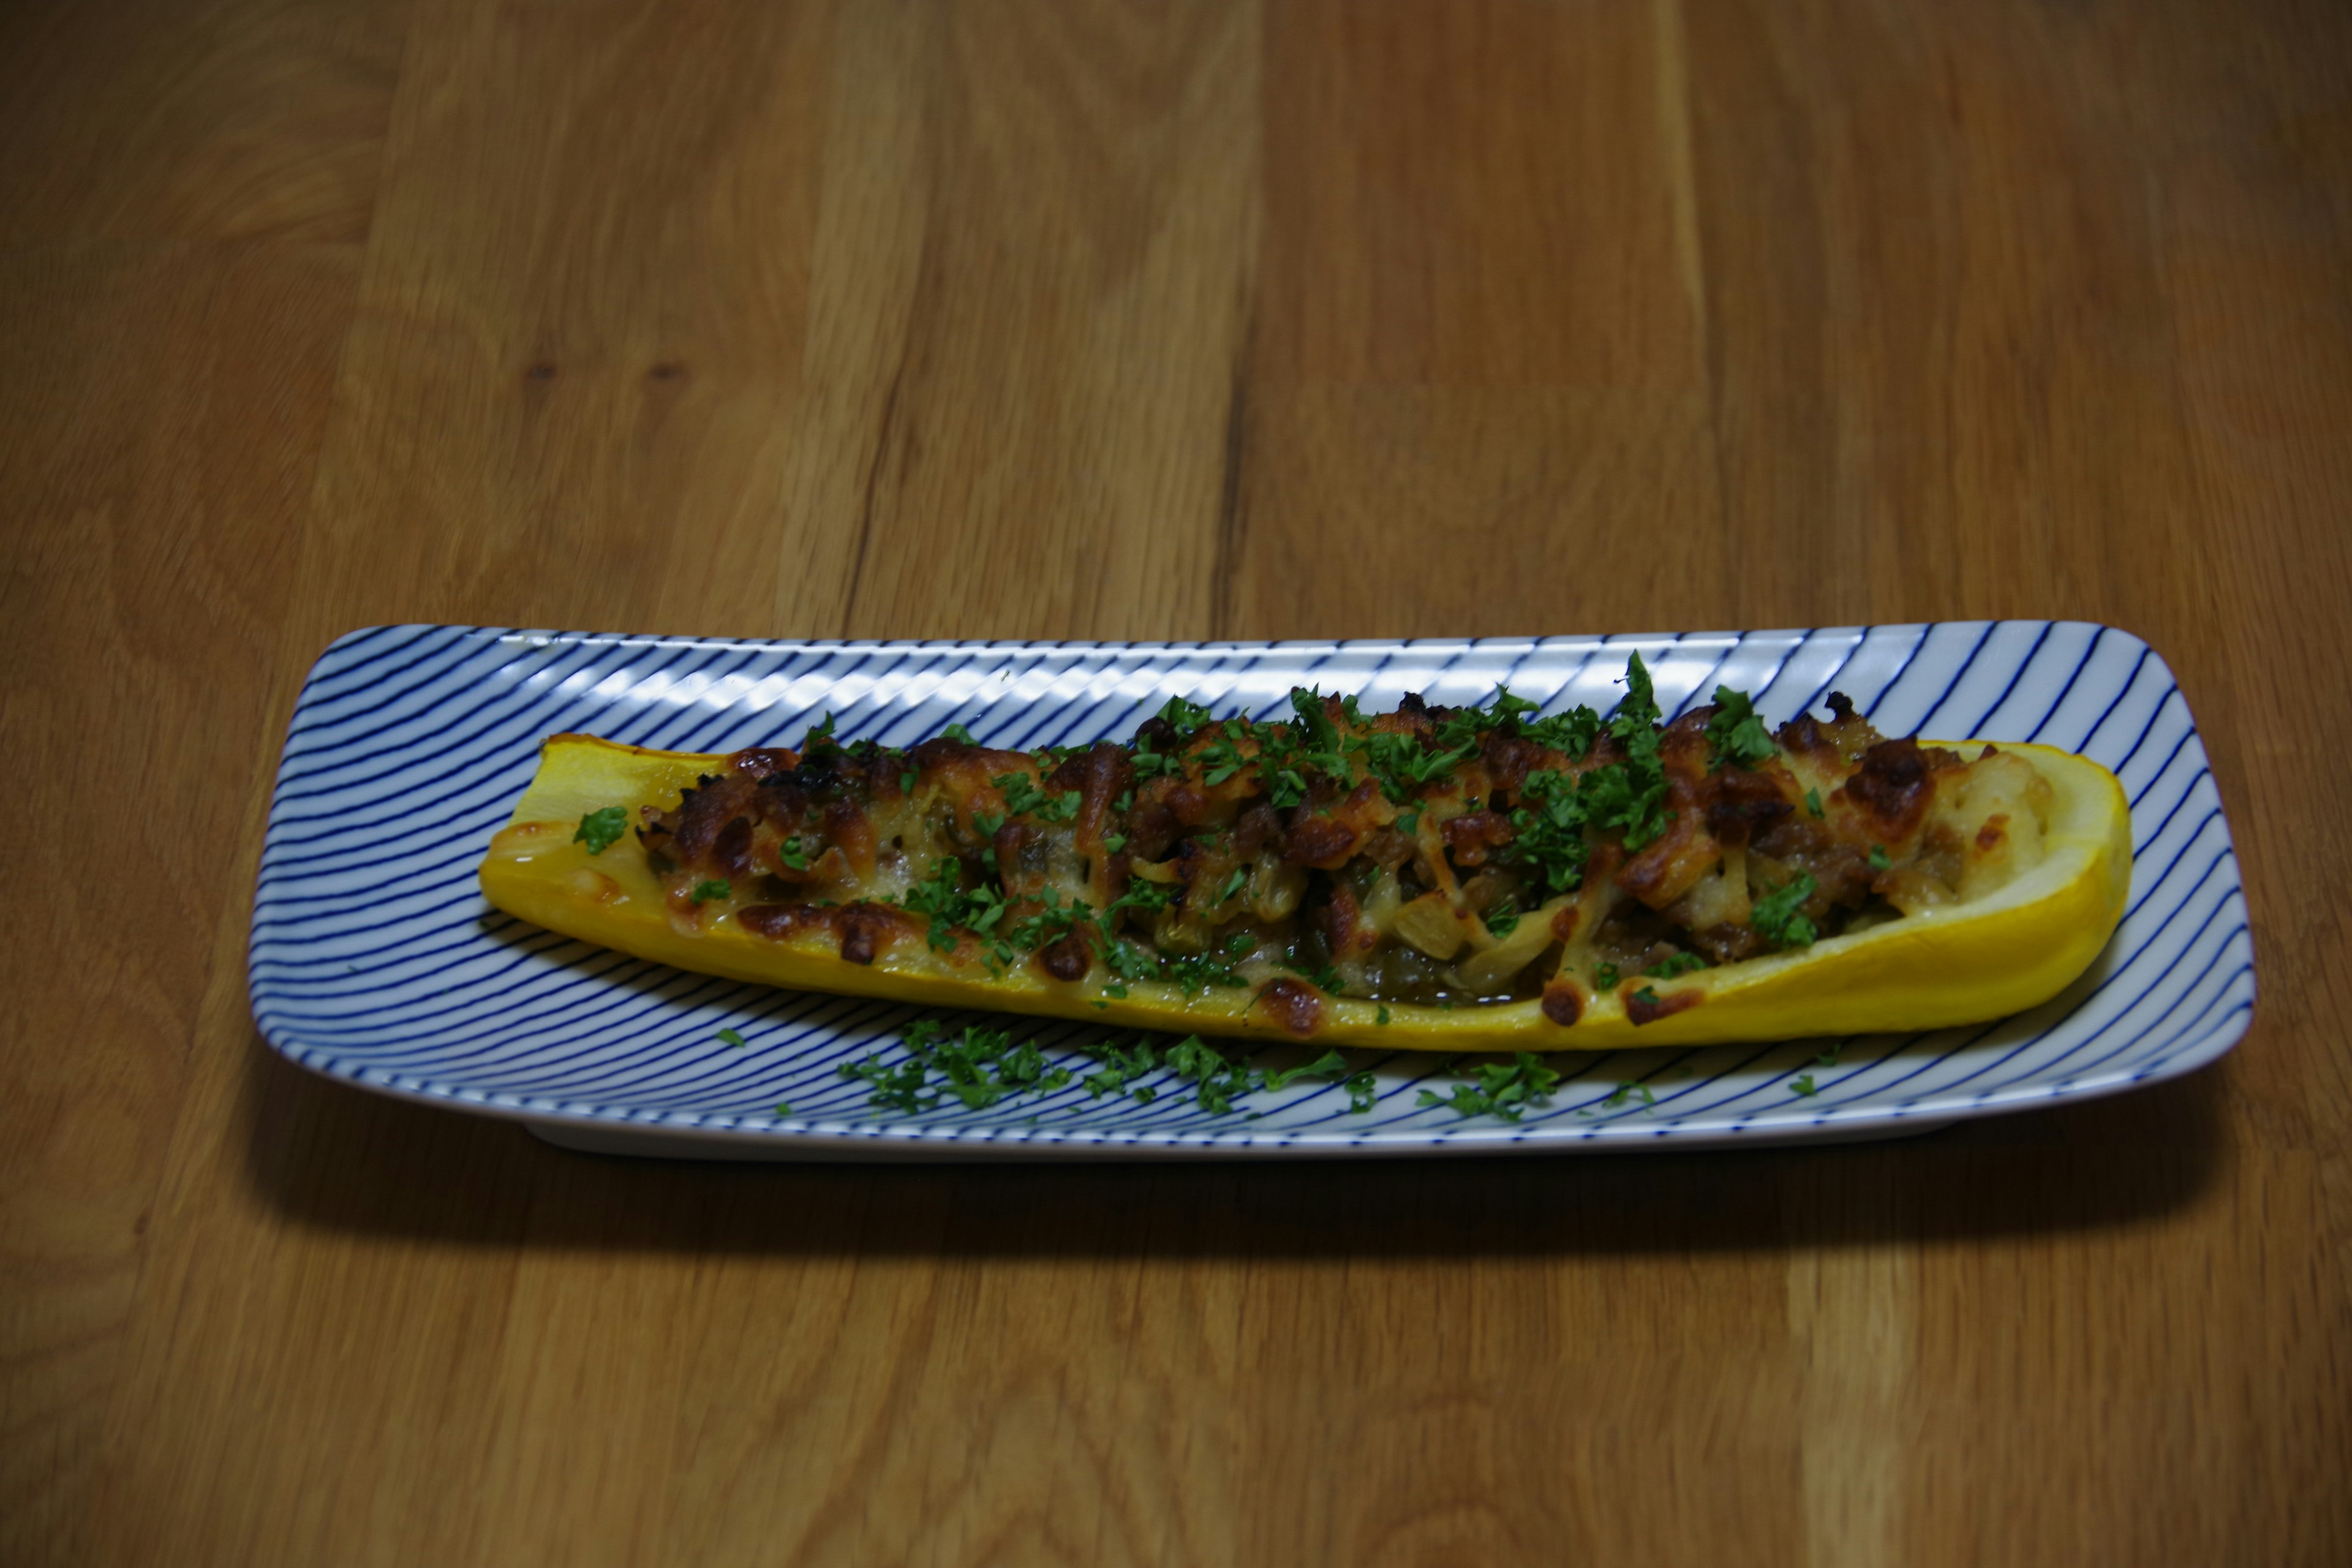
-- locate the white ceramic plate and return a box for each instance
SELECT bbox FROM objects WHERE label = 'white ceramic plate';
[248,622,2252,1159]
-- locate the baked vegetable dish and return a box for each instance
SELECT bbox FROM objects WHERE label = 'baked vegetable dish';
[478,656,2132,1049]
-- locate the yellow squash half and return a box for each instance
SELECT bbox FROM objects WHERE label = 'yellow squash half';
[480,736,2132,1051]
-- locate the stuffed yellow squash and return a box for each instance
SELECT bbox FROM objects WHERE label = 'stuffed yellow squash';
[478,656,2132,1050]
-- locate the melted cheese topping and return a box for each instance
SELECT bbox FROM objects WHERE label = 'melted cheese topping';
[612,685,2058,1012]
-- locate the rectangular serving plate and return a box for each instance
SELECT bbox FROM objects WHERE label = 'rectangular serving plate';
[249,622,2252,1160]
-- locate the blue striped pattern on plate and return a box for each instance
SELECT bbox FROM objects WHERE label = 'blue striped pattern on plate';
[248,622,2251,1159]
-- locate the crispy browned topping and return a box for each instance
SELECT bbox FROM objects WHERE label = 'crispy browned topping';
[619,656,2050,1022]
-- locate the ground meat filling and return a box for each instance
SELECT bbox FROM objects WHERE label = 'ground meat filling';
[623,658,2051,1023]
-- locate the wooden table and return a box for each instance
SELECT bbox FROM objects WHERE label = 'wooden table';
[6,1,2348,1562]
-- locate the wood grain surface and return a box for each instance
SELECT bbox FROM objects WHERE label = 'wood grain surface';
[4,1,2348,1562]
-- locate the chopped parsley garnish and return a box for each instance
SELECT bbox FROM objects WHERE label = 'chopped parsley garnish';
[1424,684,1601,763]
[1431,689,1518,751]
[832,1020,1368,1124]
[1705,686,1776,771]
[1196,733,1247,786]
[780,835,810,871]
[1594,962,1620,990]
[970,810,1006,870]
[1580,734,1669,851]
[1868,844,1892,872]
[1629,984,1661,1009]
[1286,688,1352,775]
[1361,732,1476,804]
[1486,686,1540,726]
[896,859,1008,952]
[1165,1034,1257,1114]
[1749,873,1820,948]
[943,723,976,745]
[1161,941,1251,997]
[1490,655,1669,865]
[1262,760,1310,809]
[1611,650,1664,731]
[1789,1074,1819,1097]
[1003,885,1094,954]
[1079,1037,1160,1099]
[1103,878,1173,925]
[994,772,1081,823]
[1129,729,1181,781]
[1210,867,1248,908]
[1525,705,1602,757]
[1415,1052,1562,1122]
[840,1019,1075,1114]
[1375,1005,1392,1026]
[1215,693,1341,807]
[1644,952,1708,979]
[1508,769,1591,894]
[573,807,628,855]
[1804,788,1824,818]
[690,878,731,904]
[1158,695,1215,732]
[1602,1080,1658,1112]
[1261,1049,1350,1091]
[1095,940,1175,992]
[1281,956,1343,994]
[715,1027,748,1049]
[1507,696,1669,881]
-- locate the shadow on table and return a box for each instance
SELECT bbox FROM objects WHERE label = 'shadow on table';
[240,1031,2228,1259]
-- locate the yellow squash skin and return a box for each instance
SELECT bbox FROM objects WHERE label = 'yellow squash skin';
[478,736,2133,1052]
